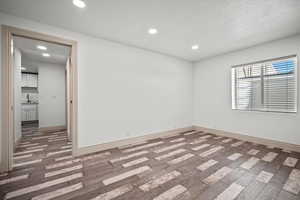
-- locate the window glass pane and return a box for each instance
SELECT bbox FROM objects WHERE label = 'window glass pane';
[263,58,296,112]
[232,56,297,113]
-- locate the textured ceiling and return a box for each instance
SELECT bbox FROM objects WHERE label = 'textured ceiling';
[1,0,300,61]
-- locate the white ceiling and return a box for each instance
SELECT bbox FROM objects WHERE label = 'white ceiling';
[13,36,70,71]
[1,0,300,61]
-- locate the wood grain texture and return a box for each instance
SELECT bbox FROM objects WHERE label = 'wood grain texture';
[0,128,299,200]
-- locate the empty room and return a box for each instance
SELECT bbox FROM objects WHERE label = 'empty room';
[0,1,299,200]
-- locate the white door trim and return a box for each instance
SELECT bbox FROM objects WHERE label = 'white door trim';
[1,25,78,172]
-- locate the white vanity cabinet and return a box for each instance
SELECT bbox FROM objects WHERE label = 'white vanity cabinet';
[22,104,38,121]
[22,73,38,88]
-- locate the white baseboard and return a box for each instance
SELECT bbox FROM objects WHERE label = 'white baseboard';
[75,126,194,157]
[0,162,6,174]
[74,125,300,157]
[193,125,300,153]
[39,125,66,132]
[14,136,21,153]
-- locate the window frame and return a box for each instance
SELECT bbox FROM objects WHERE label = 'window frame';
[231,55,298,113]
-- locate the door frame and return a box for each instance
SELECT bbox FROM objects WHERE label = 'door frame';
[1,25,78,172]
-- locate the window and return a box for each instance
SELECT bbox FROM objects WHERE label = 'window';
[232,55,297,113]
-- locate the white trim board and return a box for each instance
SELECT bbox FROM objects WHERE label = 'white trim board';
[75,125,300,157]
[75,127,195,156]
[193,126,300,153]
[39,126,67,132]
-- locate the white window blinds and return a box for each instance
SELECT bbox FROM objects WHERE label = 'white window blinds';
[232,55,297,113]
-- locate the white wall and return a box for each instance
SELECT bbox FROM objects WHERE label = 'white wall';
[13,48,22,144]
[38,62,66,128]
[193,35,300,145]
[0,12,193,152]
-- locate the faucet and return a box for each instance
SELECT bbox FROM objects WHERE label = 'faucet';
[26,94,30,103]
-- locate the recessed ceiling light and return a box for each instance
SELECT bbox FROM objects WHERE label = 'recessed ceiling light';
[21,67,26,71]
[42,53,51,57]
[73,0,86,8]
[192,45,199,50]
[148,28,158,35]
[37,45,47,50]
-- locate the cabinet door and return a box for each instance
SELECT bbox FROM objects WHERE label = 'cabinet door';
[32,106,37,120]
[25,74,29,87]
[28,109,32,121]
[29,107,34,121]
[27,74,31,87]
[22,105,37,121]
[32,74,38,87]
[22,73,30,87]
[28,74,34,87]
[26,109,30,121]
[21,73,26,87]
[25,110,29,121]
[32,75,36,87]
[35,74,38,87]
[22,74,38,87]
[30,110,34,121]
[22,107,29,121]
[22,109,26,121]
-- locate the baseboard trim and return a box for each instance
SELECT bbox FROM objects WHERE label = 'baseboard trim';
[75,126,194,157]
[193,126,300,153]
[74,125,300,157]
[14,137,21,153]
[39,126,67,132]
[0,162,7,174]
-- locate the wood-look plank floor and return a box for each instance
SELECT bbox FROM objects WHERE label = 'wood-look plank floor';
[1,128,300,200]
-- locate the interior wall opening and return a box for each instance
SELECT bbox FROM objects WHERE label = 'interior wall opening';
[11,35,72,169]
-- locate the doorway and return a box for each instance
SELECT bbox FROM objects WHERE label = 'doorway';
[1,25,78,172]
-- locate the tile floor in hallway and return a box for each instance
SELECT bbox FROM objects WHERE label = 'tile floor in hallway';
[0,128,300,200]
